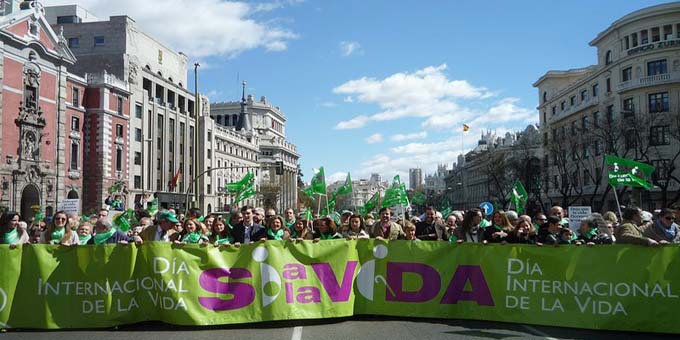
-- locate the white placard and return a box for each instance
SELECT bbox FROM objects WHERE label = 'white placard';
[568,206,591,231]
[58,199,81,215]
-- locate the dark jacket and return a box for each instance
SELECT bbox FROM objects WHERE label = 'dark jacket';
[415,220,444,240]
[536,226,560,245]
[483,225,511,243]
[643,220,680,243]
[575,231,613,245]
[232,222,266,244]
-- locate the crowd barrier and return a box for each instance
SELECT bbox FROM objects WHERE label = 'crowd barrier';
[0,240,678,333]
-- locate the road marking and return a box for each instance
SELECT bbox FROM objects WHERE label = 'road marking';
[522,324,559,340]
[291,326,303,340]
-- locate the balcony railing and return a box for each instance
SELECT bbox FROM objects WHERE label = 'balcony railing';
[618,72,680,93]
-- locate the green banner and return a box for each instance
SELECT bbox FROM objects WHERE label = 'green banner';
[1,242,680,333]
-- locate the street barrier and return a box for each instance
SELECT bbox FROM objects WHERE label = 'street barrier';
[0,240,678,333]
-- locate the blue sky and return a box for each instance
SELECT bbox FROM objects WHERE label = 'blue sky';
[47,0,673,184]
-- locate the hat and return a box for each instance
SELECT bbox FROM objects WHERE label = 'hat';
[158,211,179,223]
[641,211,653,223]
[341,210,352,215]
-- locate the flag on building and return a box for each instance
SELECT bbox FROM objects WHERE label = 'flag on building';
[510,180,528,214]
[463,124,470,132]
[311,167,327,195]
[605,154,655,190]
[168,168,182,190]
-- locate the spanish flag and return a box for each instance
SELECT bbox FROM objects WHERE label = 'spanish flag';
[168,168,182,190]
[463,124,470,132]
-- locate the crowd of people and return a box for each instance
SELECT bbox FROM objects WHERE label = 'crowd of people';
[0,203,678,248]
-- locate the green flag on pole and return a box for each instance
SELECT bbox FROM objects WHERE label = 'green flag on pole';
[302,186,315,201]
[225,172,254,194]
[335,173,353,196]
[311,167,326,195]
[146,198,158,216]
[605,154,655,190]
[234,174,257,204]
[411,191,427,205]
[113,209,137,232]
[510,180,529,214]
[363,191,379,213]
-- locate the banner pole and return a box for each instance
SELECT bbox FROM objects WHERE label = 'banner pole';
[316,193,321,217]
[611,184,623,221]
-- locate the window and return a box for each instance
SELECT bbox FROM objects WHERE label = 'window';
[606,105,614,123]
[606,78,611,93]
[622,67,632,82]
[71,116,79,131]
[70,142,79,170]
[582,115,589,130]
[135,128,142,142]
[551,106,556,115]
[595,140,603,156]
[624,36,630,49]
[571,121,577,134]
[68,37,79,48]
[592,83,599,97]
[560,101,565,111]
[664,25,673,40]
[542,111,546,123]
[134,176,142,189]
[632,32,638,47]
[116,124,124,138]
[649,92,669,112]
[72,87,80,107]
[623,98,634,112]
[580,90,588,101]
[570,96,576,106]
[652,159,671,181]
[625,130,636,149]
[652,27,660,42]
[117,96,124,115]
[543,92,547,103]
[207,149,212,159]
[647,59,667,76]
[116,148,123,171]
[650,126,670,146]
[605,50,612,65]
[94,36,105,46]
[583,170,591,186]
[641,30,649,44]
[593,111,599,128]
[135,103,142,119]
[158,50,163,64]
[57,16,80,24]
[134,152,142,165]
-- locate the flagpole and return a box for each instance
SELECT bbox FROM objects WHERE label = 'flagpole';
[316,193,321,217]
[611,184,623,221]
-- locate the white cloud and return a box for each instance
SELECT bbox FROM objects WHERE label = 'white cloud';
[45,0,299,58]
[335,115,369,129]
[332,64,492,129]
[339,41,362,57]
[327,172,347,184]
[343,96,353,103]
[365,133,384,144]
[391,131,428,142]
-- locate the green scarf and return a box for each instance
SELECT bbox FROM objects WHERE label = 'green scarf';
[320,232,338,240]
[93,228,116,245]
[580,228,597,240]
[50,227,65,242]
[227,222,234,230]
[78,234,92,245]
[3,228,18,244]
[267,228,285,240]
[285,218,296,229]
[448,234,458,243]
[215,235,234,245]
[182,231,203,244]
[479,219,491,228]
[493,224,502,231]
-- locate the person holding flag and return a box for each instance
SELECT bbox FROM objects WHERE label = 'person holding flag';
[88,219,130,245]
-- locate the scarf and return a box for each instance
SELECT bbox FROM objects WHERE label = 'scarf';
[50,227,65,242]
[182,231,203,244]
[657,220,677,240]
[94,228,116,245]
[581,228,598,240]
[78,234,92,245]
[215,235,234,245]
[267,228,285,240]
[448,234,458,243]
[3,228,18,244]
[285,218,296,229]
[320,232,338,240]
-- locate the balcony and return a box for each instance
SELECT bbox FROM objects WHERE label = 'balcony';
[617,72,680,93]
[547,96,599,123]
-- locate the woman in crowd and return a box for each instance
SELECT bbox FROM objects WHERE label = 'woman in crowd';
[484,210,514,243]
[77,222,93,245]
[175,219,209,245]
[289,218,312,241]
[266,215,289,241]
[643,208,680,243]
[507,218,537,244]
[443,215,458,242]
[0,211,28,248]
[211,218,235,246]
[313,217,342,241]
[203,215,216,235]
[403,221,419,241]
[40,211,78,245]
[454,208,485,243]
[343,214,369,240]
[575,215,613,245]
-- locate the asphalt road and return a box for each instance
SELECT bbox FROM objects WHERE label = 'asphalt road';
[1,317,677,340]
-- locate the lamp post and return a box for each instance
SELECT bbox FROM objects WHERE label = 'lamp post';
[140,136,152,209]
[193,62,200,209]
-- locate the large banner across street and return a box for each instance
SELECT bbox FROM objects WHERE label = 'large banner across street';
[0,241,679,333]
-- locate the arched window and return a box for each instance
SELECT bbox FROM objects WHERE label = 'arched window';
[542,91,547,103]
[605,50,612,65]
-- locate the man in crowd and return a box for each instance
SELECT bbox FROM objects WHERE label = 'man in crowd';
[135,210,179,243]
[550,206,569,226]
[616,206,664,246]
[233,206,266,244]
[253,207,265,225]
[265,208,277,225]
[644,208,680,243]
[370,207,405,240]
[415,206,444,240]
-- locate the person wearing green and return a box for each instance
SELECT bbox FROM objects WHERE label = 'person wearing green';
[40,211,78,246]
[0,211,28,248]
[88,220,130,245]
[289,218,312,241]
[313,217,342,241]
[266,216,289,241]
[284,208,296,230]
[76,222,93,245]
[210,218,235,246]
[483,210,513,243]
[176,219,209,245]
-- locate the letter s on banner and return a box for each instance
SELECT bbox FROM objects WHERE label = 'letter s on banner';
[198,268,256,311]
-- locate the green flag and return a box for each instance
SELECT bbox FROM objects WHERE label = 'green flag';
[605,155,655,190]
[146,198,158,216]
[335,173,353,196]
[311,167,326,195]
[32,205,44,223]
[510,180,528,214]
[302,186,315,201]
[392,175,401,187]
[234,185,256,204]
[363,191,379,213]
[225,172,254,194]
[440,207,453,219]
[382,184,408,208]
[108,183,122,195]
[411,191,427,205]
[113,209,136,232]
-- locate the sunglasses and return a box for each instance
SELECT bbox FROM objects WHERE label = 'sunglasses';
[664,216,676,221]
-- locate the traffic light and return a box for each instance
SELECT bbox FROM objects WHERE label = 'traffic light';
[275,161,284,175]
